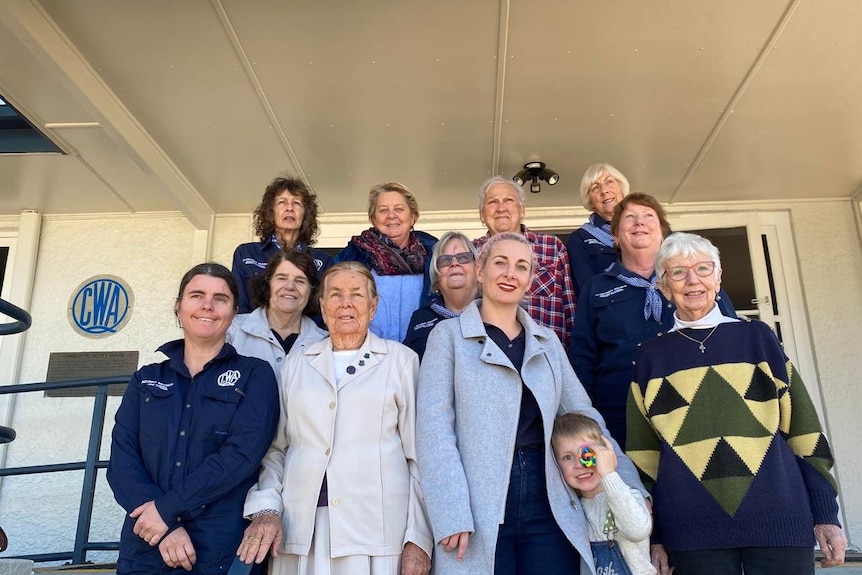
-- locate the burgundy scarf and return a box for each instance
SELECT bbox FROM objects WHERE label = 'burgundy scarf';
[352,228,428,276]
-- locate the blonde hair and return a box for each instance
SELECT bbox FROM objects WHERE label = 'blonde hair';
[579,163,630,211]
[367,182,420,223]
[551,412,603,453]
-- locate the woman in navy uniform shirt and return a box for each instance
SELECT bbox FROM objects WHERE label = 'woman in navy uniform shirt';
[108,263,279,573]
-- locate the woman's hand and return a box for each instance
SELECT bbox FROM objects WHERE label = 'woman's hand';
[440,531,470,561]
[650,543,672,575]
[815,523,847,567]
[236,513,282,564]
[401,541,431,575]
[158,526,197,571]
[130,500,169,546]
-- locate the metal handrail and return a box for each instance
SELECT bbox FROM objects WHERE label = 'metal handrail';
[0,298,32,336]
[0,375,129,564]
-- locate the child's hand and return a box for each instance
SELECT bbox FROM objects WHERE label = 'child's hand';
[594,435,618,478]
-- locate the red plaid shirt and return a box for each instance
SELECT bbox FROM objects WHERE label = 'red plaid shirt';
[474,226,576,347]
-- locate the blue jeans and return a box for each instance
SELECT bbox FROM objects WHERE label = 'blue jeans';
[494,447,582,575]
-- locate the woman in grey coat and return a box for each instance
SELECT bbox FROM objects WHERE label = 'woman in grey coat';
[416,232,645,575]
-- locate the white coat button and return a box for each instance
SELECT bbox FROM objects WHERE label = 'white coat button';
[332,499,340,506]
[329,402,335,409]
[325,448,331,455]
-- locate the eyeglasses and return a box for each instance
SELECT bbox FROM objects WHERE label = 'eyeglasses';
[663,261,716,281]
[437,252,475,269]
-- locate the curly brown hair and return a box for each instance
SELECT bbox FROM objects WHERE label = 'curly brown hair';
[253,176,321,246]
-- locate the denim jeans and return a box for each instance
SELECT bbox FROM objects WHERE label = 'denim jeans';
[494,447,582,575]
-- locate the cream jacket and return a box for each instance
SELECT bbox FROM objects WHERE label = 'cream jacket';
[227,309,327,383]
[243,332,433,559]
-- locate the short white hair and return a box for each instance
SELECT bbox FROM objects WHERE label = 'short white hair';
[477,176,525,211]
[656,232,722,287]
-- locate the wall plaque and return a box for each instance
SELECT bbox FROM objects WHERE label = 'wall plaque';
[44,350,139,397]
[68,275,134,338]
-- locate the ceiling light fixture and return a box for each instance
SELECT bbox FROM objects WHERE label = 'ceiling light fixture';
[512,161,560,193]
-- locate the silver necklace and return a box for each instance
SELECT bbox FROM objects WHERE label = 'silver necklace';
[676,325,719,353]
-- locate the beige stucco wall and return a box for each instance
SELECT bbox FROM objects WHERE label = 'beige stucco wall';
[785,200,862,546]
[0,199,860,560]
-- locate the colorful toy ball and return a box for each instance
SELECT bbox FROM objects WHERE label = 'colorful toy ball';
[579,445,597,468]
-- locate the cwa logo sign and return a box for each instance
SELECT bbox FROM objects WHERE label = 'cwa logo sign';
[68,275,134,338]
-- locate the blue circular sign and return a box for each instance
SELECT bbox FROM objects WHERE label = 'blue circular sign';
[68,275,135,338]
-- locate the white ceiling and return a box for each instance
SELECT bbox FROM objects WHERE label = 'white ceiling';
[0,0,860,228]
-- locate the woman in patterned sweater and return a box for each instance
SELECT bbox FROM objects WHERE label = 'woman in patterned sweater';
[626,233,846,575]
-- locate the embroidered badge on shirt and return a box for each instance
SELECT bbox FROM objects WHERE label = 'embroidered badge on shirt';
[217,370,241,387]
[241,257,267,269]
[142,379,173,391]
[596,286,626,298]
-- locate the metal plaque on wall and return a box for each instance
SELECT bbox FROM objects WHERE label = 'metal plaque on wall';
[67,275,134,338]
[44,350,139,397]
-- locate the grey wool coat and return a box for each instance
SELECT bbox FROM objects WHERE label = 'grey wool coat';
[416,300,646,575]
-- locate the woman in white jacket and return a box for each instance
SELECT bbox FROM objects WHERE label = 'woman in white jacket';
[237,261,433,575]
[228,249,327,383]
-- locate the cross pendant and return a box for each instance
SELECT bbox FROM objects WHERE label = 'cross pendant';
[699,343,706,353]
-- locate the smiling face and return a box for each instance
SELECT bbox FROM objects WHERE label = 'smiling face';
[320,269,377,339]
[613,203,664,257]
[372,190,416,247]
[481,183,525,235]
[272,190,305,238]
[588,172,625,220]
[267,260,312,317]
[553,433,604,498]
[437,238,478,298]
[659,254,722,322]
[175,274,237,343]
[477,238,533,307]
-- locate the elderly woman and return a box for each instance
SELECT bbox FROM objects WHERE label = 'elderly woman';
[627,233,846,574]
[473,177,575,347]
[417,232,645,575]
[566,163,630,298]
[334,182,437,342]
[403,231,479,359]
[108,263,279,573]
[228,250,327,380]
[237,261,433,575]
[568,193,735,447]
[232,176,331,314]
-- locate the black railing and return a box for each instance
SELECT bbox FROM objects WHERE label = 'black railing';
[0,375,128,564]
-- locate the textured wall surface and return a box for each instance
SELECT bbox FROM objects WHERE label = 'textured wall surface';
[0,215,195,560]
[0,201,860,562]
[786,201,862,547]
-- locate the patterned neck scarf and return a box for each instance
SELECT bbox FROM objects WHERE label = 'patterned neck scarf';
[615,269,663,321]
[351,228,428,276]
[581,213,615,248]
[430,300,461,319]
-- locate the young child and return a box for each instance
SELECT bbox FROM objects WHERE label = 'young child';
[552,413,656,575]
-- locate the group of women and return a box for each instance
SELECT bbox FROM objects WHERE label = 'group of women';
[106,166,846,575]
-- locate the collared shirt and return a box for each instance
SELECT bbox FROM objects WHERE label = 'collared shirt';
[107,340,279,572]
[231,236,332,314]
[474,226,576,347]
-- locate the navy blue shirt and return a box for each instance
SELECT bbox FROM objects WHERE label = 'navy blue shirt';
[485,324,543,450]
[403,300,448,360]
[231,237,332,314]
[107,340,279,574]
[566,215,618,299]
